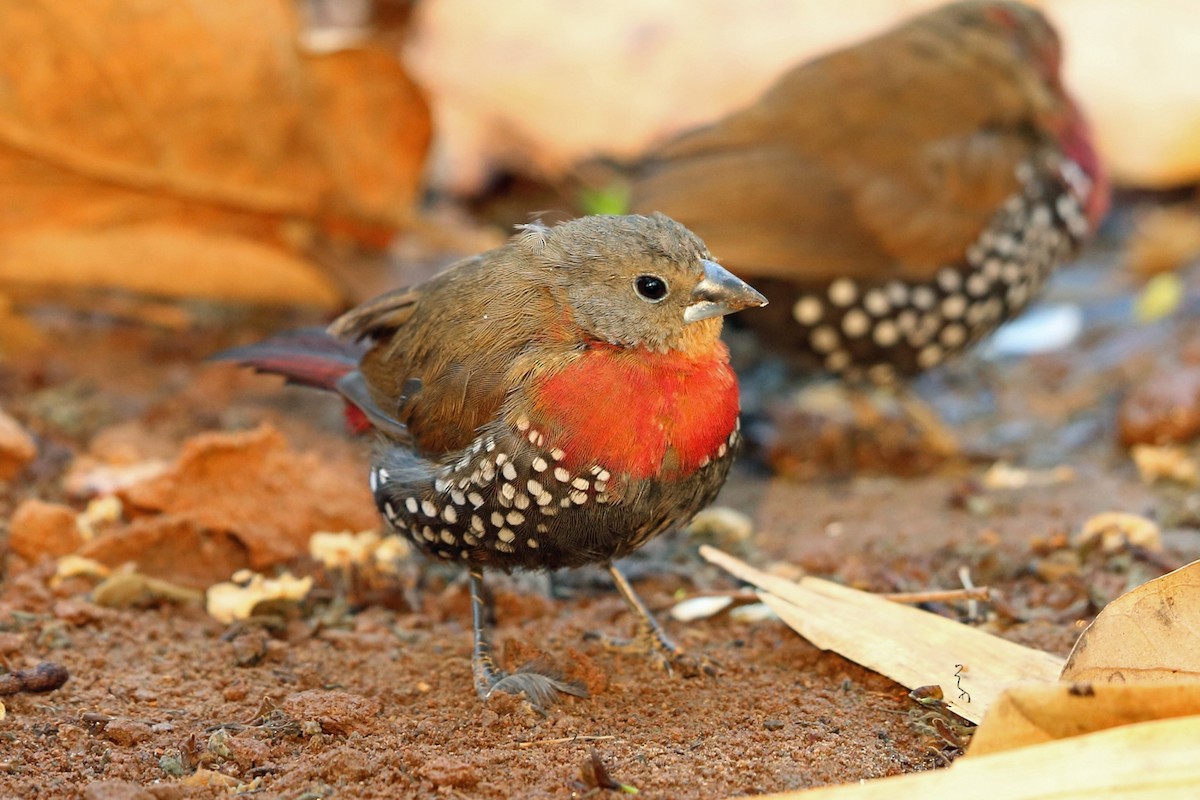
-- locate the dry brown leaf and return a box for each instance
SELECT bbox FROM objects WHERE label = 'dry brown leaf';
[1061,559,1200,683]
[0,407,37,481]
[701,546,1063,724]
[0,0,430,306]
[1125,206,1200,278]
[118,425,377,569]
[745,714,1200,799]
[967,680,1200,756]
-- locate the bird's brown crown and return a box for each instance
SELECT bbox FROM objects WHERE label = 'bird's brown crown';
[516,213,725,356]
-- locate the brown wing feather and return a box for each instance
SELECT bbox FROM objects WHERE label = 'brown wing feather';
[334,253,558,455]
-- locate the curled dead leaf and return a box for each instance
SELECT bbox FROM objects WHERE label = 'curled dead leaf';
[968,680,1200,757]
[1062,560,1200,683]
[0,0,430,307]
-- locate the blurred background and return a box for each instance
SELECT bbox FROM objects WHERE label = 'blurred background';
[1,0,1198,316]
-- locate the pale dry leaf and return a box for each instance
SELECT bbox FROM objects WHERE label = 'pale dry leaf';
[206,570,313,624]
[1130,444,1200,486]
[1061,559,1200,683]
[701,546,1063,724]
[745,714,1200,799]
[0,225,342,307]
[967,680,1200,756]
[1125,206,1200,279]
[1074,511,1163,554]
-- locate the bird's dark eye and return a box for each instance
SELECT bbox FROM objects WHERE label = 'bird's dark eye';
[634,275,669,302]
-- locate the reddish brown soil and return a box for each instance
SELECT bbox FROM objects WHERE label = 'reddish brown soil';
[2,233,1199,799]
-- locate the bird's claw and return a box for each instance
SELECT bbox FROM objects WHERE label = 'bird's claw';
[586,630,720,678]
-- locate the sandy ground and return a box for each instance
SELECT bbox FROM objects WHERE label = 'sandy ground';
[2,217,1199,799]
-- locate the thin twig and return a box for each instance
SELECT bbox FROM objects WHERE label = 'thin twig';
[881,587,991,605]
[518,734,619,748]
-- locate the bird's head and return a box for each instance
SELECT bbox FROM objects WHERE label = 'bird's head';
[514,213,767,355]
[957,1,1109,228]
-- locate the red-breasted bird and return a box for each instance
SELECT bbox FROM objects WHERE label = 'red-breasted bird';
[218,213,767,706]
[632,1,1108,384]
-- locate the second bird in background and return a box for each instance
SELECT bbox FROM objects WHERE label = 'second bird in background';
[632,0,1109,386]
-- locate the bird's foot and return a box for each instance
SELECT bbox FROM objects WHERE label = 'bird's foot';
[597,562,720,677]
[469,567,586,709]
[587,627,720,677]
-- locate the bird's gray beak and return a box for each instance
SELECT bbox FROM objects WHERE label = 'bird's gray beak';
[684,259,768,323]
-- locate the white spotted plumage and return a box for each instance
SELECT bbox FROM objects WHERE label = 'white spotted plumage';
[783,152,1090,384]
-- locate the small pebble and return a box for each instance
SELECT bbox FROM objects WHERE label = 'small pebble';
[763,719,785,731]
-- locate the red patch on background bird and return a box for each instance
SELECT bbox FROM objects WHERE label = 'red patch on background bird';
[531,342,739,480]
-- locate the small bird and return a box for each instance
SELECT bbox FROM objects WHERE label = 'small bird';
[632,1,1108,384]
[218,213,766,706]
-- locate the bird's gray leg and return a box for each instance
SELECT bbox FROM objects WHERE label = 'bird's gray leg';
[598,562,719,677]
[468,567,587,708]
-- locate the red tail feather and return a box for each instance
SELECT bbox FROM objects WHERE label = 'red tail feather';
[212,329,364,392]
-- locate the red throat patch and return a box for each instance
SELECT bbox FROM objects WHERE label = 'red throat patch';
[529,342,740,480]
